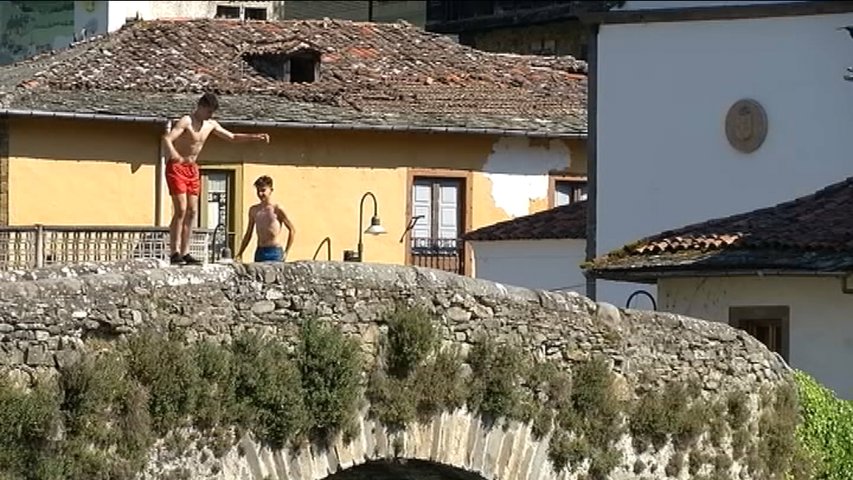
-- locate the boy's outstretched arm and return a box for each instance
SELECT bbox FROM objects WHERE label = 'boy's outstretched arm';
[211,121,270,143]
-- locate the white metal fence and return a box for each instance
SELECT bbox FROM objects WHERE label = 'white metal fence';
[0,225,214,270]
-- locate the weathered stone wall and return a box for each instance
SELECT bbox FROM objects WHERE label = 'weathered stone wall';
[0,260,794,480]
[468,20,589,59]
[0,259,789,394]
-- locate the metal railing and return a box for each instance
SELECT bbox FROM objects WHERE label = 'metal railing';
[410,237,466,275]
[0,225,213,270]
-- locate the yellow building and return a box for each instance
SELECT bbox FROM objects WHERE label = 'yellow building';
[0,18,587,275]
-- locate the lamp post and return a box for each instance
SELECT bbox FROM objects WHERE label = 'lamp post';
[344,191,386,262]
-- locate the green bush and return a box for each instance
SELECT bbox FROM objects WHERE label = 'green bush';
[794,370,853,479]
[467,337,532,422]
[383,304,437,378]
[126,331,201,434]
[559,357,623,477]
[411,346,467,419]
[368,305,466,428]
[527,361,571,438]
[231,333,308,448]
[297,319,363,443]
[59,351,153,480]
[0,378,61,480]
[192,340,238,432]
[367,370,417,429]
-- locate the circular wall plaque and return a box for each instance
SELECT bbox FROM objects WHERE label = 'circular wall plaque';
[725,99,768,154]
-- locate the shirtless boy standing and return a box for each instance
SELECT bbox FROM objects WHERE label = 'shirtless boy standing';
[236,176,295,263]
[162,93,270,265]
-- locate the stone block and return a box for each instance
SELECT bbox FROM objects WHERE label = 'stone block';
[25,345,52,366]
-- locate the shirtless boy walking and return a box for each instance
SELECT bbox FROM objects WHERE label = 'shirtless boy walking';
[236,176,295,263]
[161,93,270,265]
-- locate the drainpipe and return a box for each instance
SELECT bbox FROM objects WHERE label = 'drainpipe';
[155,120,171,226]
[584,23,599,301]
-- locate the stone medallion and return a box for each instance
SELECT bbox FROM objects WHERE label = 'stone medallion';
[725,98,768,154]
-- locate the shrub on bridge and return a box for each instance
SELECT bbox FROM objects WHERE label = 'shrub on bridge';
[535,356,624,478]
[467,337,534,422]
[368,304,466,429]
[58,350,152,479]
[127,331,203,435]
[0,377,62,480]
[384,304,438,378]
[230,332,308,449]
[0,319,368,479]
[298,318,363,443]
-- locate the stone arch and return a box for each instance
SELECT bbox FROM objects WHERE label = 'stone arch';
[215,408,560,480]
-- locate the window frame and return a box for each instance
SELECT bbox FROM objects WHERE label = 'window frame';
[548,174,588,208]
[405,169,473,276]
[729,305,791,361]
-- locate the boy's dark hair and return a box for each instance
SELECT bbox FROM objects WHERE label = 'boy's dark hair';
[198,93,219,111]
[254,175,273,189]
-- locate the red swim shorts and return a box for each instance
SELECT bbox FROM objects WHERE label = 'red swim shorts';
[165,160,200,196]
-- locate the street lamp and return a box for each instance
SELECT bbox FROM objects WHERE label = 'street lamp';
[343,191,386,262]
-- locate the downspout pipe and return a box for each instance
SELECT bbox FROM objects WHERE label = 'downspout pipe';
[155,120,171,226]
[584,22,600,301]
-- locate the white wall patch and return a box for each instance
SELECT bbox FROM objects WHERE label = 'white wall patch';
[484,137,570,218]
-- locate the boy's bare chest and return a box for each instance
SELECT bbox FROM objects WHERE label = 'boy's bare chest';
[184,121,213,144]
[253,207,278,224]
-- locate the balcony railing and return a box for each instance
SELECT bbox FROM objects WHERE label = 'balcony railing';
[410,237,466,275]
[0,225,213,270]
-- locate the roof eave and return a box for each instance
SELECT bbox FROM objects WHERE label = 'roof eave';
[579,0,853,25]
[588,266,846,283]
[0,108,587,139]
[465,235,585,242]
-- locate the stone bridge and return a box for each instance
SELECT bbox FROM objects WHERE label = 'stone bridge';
[0,260,792,480]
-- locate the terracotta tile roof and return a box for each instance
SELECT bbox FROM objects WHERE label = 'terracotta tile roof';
[588,176,853,279]
[0,19,587,136]
[464,201,586,241]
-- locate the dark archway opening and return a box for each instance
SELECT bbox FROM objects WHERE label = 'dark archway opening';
[325,459,487,480]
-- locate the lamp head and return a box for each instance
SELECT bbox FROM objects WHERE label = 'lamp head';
[365,216,386,235]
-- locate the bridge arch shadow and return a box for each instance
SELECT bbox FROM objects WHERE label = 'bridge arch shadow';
[325,459,487,480]
[223,408,561,480]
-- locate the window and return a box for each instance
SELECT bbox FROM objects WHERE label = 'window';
[288,53,318,83]
[244,7,267,20]
[215,5,240,18]
[529,39,557,56]
[409,176,465,274]
[550,177,587,208]
[216,5,267,20]
[245,49,321,83]
[729,306,790,361]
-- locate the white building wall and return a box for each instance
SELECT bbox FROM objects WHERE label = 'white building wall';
[470,239,587,294]
[105,1,282,32]
[483,137,573,218]
[659,276,853,399]
[595,11,853,306]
